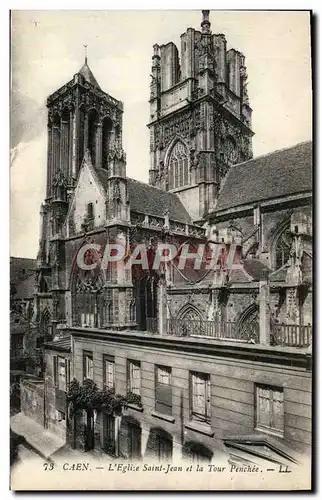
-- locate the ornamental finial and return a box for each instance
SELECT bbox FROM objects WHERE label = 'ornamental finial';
[201,10,211,34]
[83,43,88,64]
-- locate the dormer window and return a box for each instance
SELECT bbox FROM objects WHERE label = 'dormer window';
[87,202,94,220]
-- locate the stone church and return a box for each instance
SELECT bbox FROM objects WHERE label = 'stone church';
[31,11,312,462]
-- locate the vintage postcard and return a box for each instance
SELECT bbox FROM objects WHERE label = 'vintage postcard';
[10,9,313,491]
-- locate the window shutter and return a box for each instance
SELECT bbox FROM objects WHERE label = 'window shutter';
[105,361,115,389]
[192,374,206,414]
[206,377,211,418]
[272,389,284,431]
[257,387,272,428]
[57,356,66,391]
[130,362,140,395]
[65,359,70,392]
[53,356,57,387]
[89,357,94,380]
[134,363,140,394]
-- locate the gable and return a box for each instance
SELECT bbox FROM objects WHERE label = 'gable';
[66,163,106,235]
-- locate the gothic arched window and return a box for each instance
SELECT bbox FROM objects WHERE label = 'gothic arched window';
[237,305,259,343]
[168,141,189,190]
[275,229,292,269]
[133,275,158,332]
[102,116,113,170]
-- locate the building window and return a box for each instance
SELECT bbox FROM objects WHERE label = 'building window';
[36,337,45,348]
[103,414,116,455]
[168,141,189,190]
[255,385,284,437]
[190,372,211,424]
[56,410,66,422]
[128,360,141,396]
[53,356,70,391]
[103,355,115,390]
[87,202,94,219]
[157,432,173,461]
[155,365,172,416]
[83,351,94,380]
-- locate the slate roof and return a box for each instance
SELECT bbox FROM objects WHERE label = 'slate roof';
[10,257,37,285]
[215,141,312,212]
[127,178,192,223]
[14,276,36,299]
[243,259,271,281]
[78,61,101,89]
[45,334,71,352]
[95,168,192,223]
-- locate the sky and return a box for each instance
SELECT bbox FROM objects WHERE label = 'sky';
[10,10,312,258]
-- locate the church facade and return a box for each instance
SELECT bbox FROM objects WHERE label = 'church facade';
[34,12,312,464]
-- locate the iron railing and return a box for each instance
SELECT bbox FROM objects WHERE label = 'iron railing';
[166,319,259,343]
[146,317,312,348]
[271,324,312,348]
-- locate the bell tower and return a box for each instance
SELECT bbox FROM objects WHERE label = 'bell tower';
[148,10,254,221]
[36,54,124,334]
[45,55,124,202]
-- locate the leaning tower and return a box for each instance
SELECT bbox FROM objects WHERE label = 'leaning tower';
[36,56,124,335]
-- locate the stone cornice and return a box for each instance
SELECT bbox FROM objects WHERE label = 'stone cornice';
[208,191,312,221]
[67,327,311,369]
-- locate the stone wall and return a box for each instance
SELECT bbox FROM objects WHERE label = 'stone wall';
[44,350,70,441]
[21,377,44,427]
[71,332,312,460]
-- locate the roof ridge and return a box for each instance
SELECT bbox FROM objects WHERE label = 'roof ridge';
[10,256,37,261]
[128,177,186,199]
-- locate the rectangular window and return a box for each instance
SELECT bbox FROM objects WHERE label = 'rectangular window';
[83,351,93,380]
[87,202,94,219]
[190,372,211,424]
[256,385,284,436]
[128,360,141,396]
[56,410,66,422]
[103,355,115,390]
[155,365,172,416]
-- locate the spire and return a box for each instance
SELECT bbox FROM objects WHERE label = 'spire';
[83,43,88,65]
[201,10,211,34]
[77,45,101,89]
